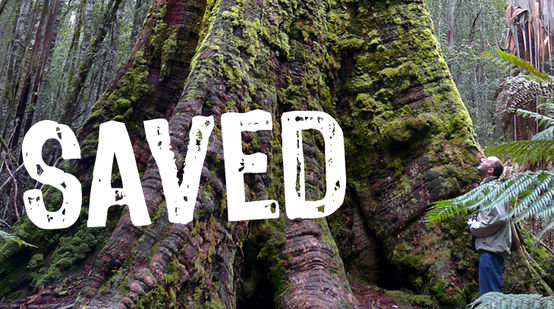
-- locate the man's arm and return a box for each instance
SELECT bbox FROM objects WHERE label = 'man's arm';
[469,205,508,238]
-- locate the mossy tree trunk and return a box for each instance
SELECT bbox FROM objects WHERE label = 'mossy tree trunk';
[0,0,500,307]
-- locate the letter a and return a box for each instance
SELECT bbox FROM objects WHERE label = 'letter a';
[88,121,150,227]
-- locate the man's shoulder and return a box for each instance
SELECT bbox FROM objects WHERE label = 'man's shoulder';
[480,176,499,186]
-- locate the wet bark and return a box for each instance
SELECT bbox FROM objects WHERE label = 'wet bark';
[0,0,524,308]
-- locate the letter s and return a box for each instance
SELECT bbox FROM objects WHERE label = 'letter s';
[22,120,82,229]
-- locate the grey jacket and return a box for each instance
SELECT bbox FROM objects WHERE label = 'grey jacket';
[469,176,512,256]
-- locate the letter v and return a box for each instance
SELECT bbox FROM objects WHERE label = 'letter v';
[144,117,214,224]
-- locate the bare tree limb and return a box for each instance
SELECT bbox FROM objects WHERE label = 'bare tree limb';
[0,163,23,193]
[4,160,19,220]
[0,0,9,17]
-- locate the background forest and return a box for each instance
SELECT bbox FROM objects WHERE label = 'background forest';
[0,0,552,308]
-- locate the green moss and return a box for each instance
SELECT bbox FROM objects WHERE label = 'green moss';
[27,254,43,269]
[243,218,288,301]
[164,259,181,285]
[80,132,99,160]
[135,286,177,309]
[160,28,178,80]
[113,98,131,113]
[429,278,466,307]
[387,290,439,308]
[30,227,98,288]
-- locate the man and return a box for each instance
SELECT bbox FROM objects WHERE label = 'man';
[467,156,512,296]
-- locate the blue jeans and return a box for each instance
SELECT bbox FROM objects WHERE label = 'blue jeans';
[479,251,504,295]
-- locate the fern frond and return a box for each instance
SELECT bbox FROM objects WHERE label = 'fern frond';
[425,179,503,223]
[516,109,554,127]
[534,200,554,221]
[508,174,554,217]
[493,49,552,81]
[532,126,554,140]
[426,171,554,233]
[0,230,37,248]
[486,140,554,164]
[519,188,554,221]
[485,172,537,206]
[466,292,554,309]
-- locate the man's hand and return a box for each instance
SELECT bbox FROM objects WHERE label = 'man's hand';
[467,215,478,228]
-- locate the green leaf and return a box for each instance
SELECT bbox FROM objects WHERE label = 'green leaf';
[486,140,554,164]
[494,49,551,81]
[426,171,554,238]
[467,292,554,308]
[0,230,37,248]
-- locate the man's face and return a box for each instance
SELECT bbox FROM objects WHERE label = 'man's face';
[478,157,491,178]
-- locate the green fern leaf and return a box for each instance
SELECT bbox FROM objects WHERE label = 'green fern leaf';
[0,230,37,248]
[495,49,552,81]
[467,292,554,309]
[533,126,554,140]
[427,171,554,238]
[486,140,554,164]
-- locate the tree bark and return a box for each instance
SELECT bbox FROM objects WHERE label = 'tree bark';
[0,0,531,308]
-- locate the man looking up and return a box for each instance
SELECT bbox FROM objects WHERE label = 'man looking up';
[467,156,512,296]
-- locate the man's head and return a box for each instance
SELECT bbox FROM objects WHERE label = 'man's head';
[478,156,504,179]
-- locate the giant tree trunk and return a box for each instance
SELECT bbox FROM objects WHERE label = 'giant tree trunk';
[1,0,494,307]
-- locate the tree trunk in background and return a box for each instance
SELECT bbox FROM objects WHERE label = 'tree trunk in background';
[2,0,543,308]
[0,0,30,141]
[131,0,149,42]
[25,0,65,143]
[447,0,456,47]
[60,0,124,126]
[7,0,50,154]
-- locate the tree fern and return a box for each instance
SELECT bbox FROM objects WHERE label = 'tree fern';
[486,140,554,164]
[485,49,551,82]
[0,230,36,248]
[533,126,554,140]
[467,292,554,309]
[516,108,554,127]
[426,171,554,236]
[496,76,554,113]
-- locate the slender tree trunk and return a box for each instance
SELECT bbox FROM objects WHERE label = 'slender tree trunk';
[130,0,146,41]
[447,0,456,47]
